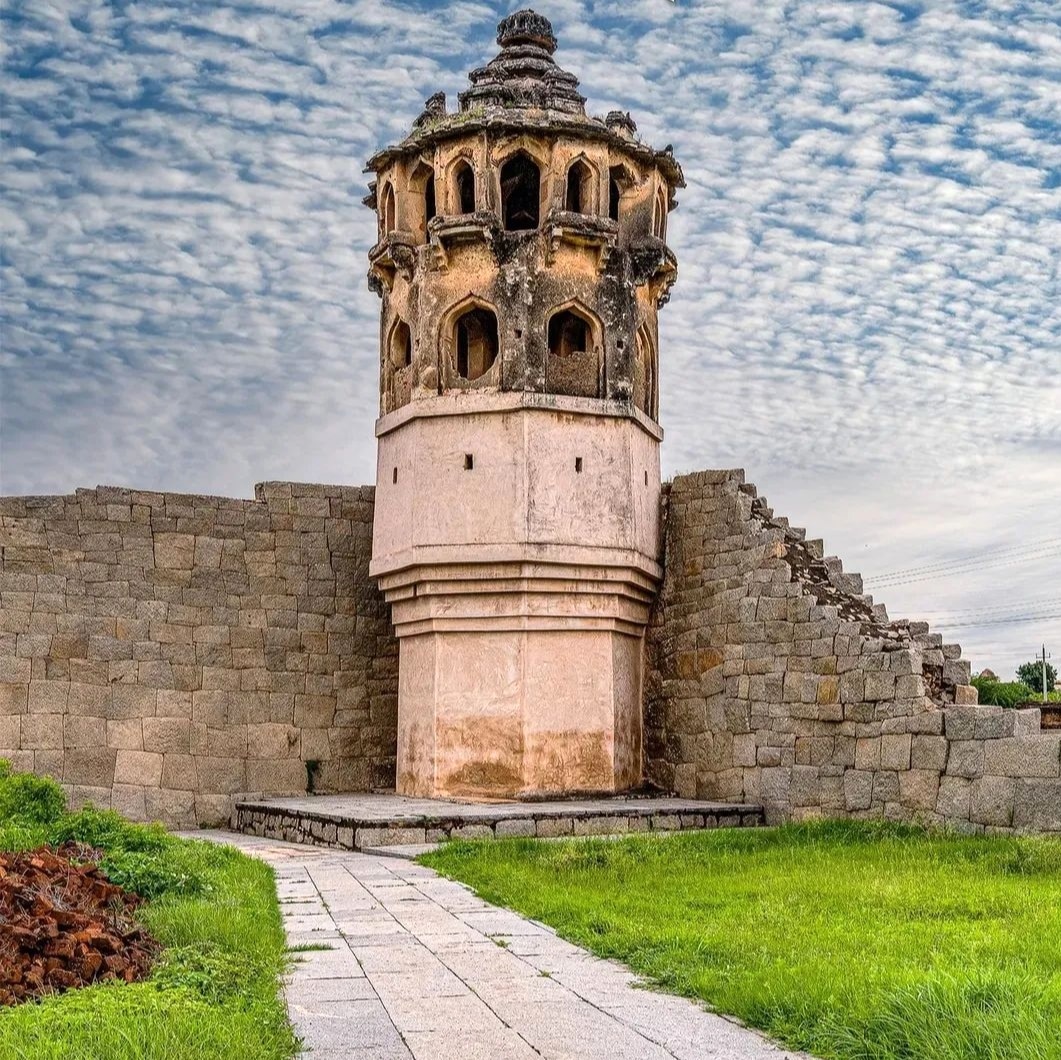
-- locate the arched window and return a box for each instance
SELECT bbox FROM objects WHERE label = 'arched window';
[565,160,592,214]
[545,304,600,398]
[425,179,436,228]
[548,310,590,357]
[500,152,540,231]
[653,187,668,239]
[635,322,657,417]
[454,307,499,381]
[380,182,395,236]
[390,319,412,369]
[409,161,435,242]
[608,165,627,222]
[455,161,476,214]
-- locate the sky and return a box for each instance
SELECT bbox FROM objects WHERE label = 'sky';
[1,0,1059,679]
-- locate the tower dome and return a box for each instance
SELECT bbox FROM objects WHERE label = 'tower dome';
[367,11,681,799]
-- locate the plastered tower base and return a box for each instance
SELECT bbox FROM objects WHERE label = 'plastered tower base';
[371,394,661,798]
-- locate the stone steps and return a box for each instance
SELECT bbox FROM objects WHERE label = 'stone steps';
[232,792,765,851]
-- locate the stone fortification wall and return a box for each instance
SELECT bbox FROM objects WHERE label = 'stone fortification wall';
[0,483,397,827]
[646,470,1060,833]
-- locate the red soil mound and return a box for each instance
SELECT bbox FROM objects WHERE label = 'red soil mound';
[0,843,159,1005]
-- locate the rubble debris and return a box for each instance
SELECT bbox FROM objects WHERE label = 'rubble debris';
[0,843,158,1005]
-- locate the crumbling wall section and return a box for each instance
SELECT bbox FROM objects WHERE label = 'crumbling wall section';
[646,470,1060,833]
[0,483,398,828]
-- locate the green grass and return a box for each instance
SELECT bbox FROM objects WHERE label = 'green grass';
[422,821,1061,1060]
[0,763,297,1060]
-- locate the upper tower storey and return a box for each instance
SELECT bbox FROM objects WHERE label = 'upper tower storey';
[364,9,684,419]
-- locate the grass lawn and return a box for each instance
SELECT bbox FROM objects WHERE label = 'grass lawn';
[0,765,297,1060]
[423,821,1061,1060]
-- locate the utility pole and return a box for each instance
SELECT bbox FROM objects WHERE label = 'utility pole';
[1043,644,1050,705]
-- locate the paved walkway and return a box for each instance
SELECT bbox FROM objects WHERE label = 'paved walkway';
[203,831,812,1060]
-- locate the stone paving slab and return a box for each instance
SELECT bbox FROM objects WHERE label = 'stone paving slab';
[190,829,815,1060]
[233,792,765,850]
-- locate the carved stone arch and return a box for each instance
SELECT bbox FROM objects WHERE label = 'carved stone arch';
[492,137,550,175]
[494,141,548,230]
[634,320,657,418]
[383,315,415,412]
[387,316,414,370]
[607,162,634,222]
[653,183,668,240]
[408,158,436,242]
[440,295,501,385]
[379,180,396,237]
[563,154,598,215]
[445,153,478,215]
[545,299,602,398]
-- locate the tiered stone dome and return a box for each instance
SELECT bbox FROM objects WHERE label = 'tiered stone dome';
[459,9,585,115]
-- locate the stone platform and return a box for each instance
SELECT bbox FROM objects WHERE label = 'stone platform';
[233,793,765,851]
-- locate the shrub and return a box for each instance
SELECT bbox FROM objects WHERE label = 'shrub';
[98,845,213,900]
[0,781,217,901]
[152,944,270,1004]
[0,760,67,825]
[970,677,1034,708]
[48,806,169,854]
[48,807,213,899]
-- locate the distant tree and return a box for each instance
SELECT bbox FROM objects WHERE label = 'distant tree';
[1017,659,1056,694]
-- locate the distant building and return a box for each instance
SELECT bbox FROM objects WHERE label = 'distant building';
[977,669,999,682]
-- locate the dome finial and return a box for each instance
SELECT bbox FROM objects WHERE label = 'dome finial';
[497,9,557,54]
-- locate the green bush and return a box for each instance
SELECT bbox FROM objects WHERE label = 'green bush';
[48,807,213,899]
[48,806,169,853]
[0,761,67,826]
[97,844,214,900]
[0,767,214,901]
[152,944,270,1005]
[971,676,1034,708]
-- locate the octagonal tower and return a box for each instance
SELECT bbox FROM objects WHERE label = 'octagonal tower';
[366,10,683,798]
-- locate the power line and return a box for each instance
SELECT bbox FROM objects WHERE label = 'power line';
[865,551,1061,594]
[866,548,1061,589]
[914,597,1060,617]
[864,537,1061,583]
[872,557,1061,590]
[932,611,1061,630]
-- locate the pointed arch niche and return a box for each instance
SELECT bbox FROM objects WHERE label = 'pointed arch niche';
[634,321,657,418]
[379,181,396,237]
[441,298,500,385]
[545,302,602,399]
[409,160,436,242]
[564,157,596,214]
[499,151,541,230]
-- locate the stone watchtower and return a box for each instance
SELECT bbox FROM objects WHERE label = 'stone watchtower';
[365,10,683,799]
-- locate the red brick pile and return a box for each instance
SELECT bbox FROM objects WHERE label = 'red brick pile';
[0,843,159,1004]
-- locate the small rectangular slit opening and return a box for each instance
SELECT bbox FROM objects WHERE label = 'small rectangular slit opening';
[644,470,648,485]
[464,454,474,470]
[575,457,583,474]
[392,468,398,484]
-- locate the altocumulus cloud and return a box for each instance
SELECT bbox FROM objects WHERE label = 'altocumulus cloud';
[1,0,1059,675]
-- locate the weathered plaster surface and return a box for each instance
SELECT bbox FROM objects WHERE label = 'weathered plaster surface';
[373,396,660,798]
